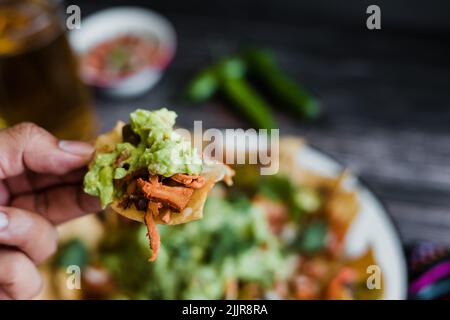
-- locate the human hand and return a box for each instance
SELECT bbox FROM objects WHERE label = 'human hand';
[0,123,100,299]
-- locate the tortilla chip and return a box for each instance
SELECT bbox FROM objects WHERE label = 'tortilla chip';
[277,137,360,239]
[94,121,125,153]
[345,248,384,299]
[92,122,234,225]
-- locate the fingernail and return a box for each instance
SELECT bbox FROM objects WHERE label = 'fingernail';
[59,140,94,156]
[0,211,9,231]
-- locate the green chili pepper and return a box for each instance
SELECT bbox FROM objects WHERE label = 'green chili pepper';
[185,56,277,129]
[221,77,277,130]
[185,68,219,103]
[216,57,247,79]
[216,57,277,130]
[185,57,246,103]
[243,48,320,120]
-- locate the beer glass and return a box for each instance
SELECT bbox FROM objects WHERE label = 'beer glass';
[0,0,97,140]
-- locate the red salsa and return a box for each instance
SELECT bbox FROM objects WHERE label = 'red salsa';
[81,34,170,85]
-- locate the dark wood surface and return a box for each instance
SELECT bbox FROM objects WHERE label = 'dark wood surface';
[75,1,450,247]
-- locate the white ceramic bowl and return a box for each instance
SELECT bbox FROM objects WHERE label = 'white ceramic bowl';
[69,7,177,98]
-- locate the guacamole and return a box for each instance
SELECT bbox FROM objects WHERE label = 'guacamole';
[84,108,203,208]
[98,196,293,299]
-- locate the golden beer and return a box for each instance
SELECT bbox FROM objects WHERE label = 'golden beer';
[0,0,97,140]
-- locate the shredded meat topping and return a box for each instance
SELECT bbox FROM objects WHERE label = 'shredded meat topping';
[121,172,205,262]
[170,173,206,189]
[145,204,160,262]
[159,208,171,224]
[137,177,194,211]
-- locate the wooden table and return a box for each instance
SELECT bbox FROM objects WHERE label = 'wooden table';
[77,1,450,247]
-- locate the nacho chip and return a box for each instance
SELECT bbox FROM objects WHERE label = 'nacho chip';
[89,119,233,226]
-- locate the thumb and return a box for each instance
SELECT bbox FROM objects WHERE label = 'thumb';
[0,122,94,178]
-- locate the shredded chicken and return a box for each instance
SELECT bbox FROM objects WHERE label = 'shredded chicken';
[170,173,206,189]
[137,177,194,211]
[145,203,161,262]
[126,172,206,262]
[159,208,171,223]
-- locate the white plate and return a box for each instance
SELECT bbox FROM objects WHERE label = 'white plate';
[297,145,408,299]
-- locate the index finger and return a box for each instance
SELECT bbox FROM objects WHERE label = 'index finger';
[0,122,93,179]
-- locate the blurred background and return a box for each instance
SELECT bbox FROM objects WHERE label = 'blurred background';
[1,0,450,299]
